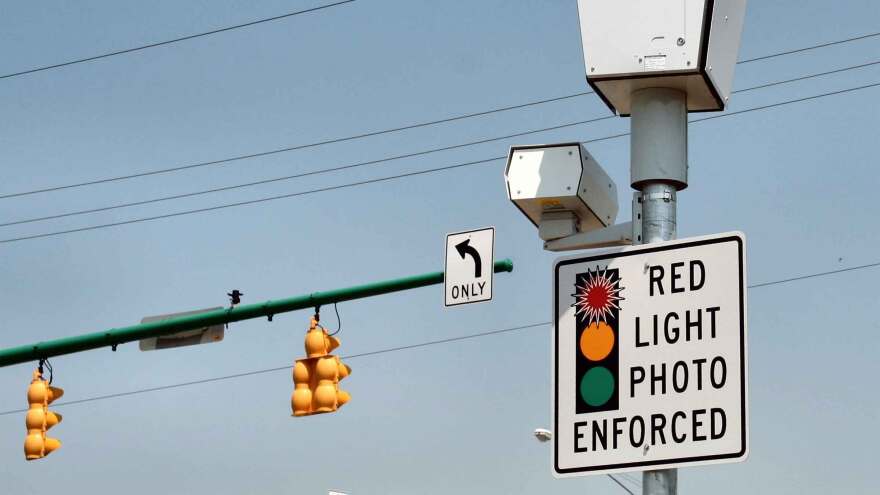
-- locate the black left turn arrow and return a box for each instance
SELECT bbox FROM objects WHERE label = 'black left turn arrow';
[455,239,482,278]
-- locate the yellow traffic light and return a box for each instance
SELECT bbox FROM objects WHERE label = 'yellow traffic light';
[292,316,351,416]
[24,368,63,461]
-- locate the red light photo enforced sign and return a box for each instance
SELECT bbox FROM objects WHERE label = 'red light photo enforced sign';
[553,232,748,477]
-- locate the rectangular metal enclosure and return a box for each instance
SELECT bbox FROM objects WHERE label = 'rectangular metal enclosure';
[504,143,619,238]
[577,0,747,115]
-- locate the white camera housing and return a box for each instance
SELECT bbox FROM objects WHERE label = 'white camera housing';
[577,0,747,115]
[504,143,618,241]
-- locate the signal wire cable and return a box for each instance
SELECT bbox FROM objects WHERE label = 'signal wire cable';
[1,79,879,245]
[1,31,878,200]
[0,260,877,415]
[0,1,356,81]
[327,302,343,337]
[2,60,878,229]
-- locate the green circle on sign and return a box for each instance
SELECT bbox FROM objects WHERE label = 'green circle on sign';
[580,367,615,407]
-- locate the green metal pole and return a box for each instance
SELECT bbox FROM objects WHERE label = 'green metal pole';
[0,259,513,368]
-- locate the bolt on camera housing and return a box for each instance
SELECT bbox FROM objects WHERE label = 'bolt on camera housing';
[504,143,619,242]
[577,0,747,115]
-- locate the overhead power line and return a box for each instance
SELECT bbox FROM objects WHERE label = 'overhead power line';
[748,261,880,288]
[737,31,880,64]
[0,155,506,244]
[0,20,874,85]
[732,59,880,94]
[0,92,590,201]
[0,260,877,416]
[0,1,356,81]
[3,59,878,229]
[1,80,878,245]
[0,117,611,227]
[691,81,880,123]
[1,32,877,200]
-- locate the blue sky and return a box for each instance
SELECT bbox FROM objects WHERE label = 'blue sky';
[1,1,878,493]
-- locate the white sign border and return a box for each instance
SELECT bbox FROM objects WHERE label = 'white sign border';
[444,226,495,307]
[552,231,749,477]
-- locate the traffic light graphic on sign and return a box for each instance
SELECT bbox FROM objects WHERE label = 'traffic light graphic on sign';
[24,369,63,461]
[572,266,624,414]
[292,316,351,416]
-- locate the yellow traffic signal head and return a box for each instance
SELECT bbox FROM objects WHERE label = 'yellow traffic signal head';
[24,368,63,461]
[27,369,63,405]
[337,360,351,380]
[291,317,350,416]
[25,408,62,430]
[304,317,341,357]
[291,360,313,417]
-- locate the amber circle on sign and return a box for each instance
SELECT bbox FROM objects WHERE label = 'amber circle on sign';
[579,321,615,361]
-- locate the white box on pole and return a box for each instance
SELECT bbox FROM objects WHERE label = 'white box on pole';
[576,0,747,115]
[504,143,619,238]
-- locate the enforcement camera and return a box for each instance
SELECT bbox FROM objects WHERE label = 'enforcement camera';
[505,143,630,251]
[576,0,747,115]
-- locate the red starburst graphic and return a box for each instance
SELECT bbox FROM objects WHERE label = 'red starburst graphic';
[572,266,625,325]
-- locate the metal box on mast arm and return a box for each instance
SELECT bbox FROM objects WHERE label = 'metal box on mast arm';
[504,143,618,241]
[577,0,747,115]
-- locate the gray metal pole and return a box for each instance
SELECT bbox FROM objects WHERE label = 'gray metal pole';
[630,87,687,495]
[643,470,677,495]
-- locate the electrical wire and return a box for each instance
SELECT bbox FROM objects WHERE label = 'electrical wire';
[1,32,877,200]
[3,59,877,228]
[0,92,590,201]
[738,31,880,64]
[0,260,877,415]
[732,59,880,94]
[4,59,878,228]
[327,303,342,337]
[607,474,637,495]
[0,1,356,81]
[748,261,880,288]
[572,79,880,142]
[37,358,54,385]
[618,473,643,487]
[0,155,506,244]
[0,322,549,415]
[0,117,610,227]
[2,80,878,245]
[694,82,880,123]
